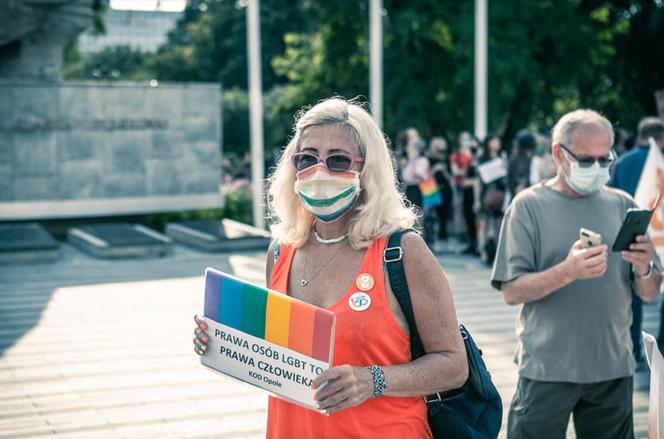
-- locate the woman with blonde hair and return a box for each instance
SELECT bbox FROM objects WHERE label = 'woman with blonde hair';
[194,97,467,438]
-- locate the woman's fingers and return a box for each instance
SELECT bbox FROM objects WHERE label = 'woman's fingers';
[194,328,209,343]
[315,377,345,401]
[193,339,206,356]
[317,387,354,410]
[192,315,209,357]
[320,395,353,414]
[194,314,207,331]
[312,366,343,390]
[313,366,373,414]
[193,336,208,351]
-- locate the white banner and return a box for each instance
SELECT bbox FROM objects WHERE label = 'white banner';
[201,318,330,411]
[634,138,664,262]
[477,157,507,184]
[644,332,664,439]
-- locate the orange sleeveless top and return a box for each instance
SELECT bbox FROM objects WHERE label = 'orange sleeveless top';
[266,237,432,439]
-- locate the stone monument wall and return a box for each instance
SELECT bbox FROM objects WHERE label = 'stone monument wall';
[0,80,223,220]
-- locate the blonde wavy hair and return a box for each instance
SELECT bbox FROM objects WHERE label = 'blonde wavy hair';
[267,97,417,249]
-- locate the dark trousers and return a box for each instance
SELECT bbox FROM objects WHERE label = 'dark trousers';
[405,184,435,247]
[405,184,422,210]
[435,184,453,240]
[508,376,634,439]
[630,288,643,359]
[462,186,477,248]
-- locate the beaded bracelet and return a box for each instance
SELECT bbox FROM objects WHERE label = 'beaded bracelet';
[366,365,387,397]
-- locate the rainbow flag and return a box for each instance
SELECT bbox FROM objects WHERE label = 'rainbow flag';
[204,268,335,362]
[419,175,442,209]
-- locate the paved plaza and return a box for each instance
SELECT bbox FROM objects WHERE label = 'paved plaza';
[0,243,659,438]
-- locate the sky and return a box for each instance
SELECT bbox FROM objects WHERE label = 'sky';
[110,0,187,12]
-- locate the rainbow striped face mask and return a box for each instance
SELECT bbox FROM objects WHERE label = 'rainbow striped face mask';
[294,165,360,223]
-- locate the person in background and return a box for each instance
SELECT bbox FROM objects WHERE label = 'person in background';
[507,129,537,197]
[493,109,661,439]
[613,127,630,156]
[429,136,454,250]
[477,134,507,265]
[393,129,410,182]
[611,116,664,362]
[394,129,409,156]
[400,130,435,246]
[529,133,557,185]
[451,131,479,255]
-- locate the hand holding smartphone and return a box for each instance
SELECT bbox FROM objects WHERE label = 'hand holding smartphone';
[566,228,607,281]
[612,209,654,252]
[580,228,602,249]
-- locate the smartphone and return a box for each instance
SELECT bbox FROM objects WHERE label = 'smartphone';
[580,228,602,249]
[612,208,654,252]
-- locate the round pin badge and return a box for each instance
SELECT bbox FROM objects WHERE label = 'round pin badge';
[348,292,372,312]
[355,273,375,291]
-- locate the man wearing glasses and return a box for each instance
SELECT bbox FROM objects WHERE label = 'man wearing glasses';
[491,109,662,439]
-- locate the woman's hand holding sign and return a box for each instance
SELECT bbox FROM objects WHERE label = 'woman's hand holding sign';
[312,365,374,414]
[193,314,209,356]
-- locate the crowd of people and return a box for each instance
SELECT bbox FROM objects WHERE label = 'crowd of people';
[194,97,664,439]
[392,123,650,266]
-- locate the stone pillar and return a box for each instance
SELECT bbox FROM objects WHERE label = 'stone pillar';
[0,0,94,80]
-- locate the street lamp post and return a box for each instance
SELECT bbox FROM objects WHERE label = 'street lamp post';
[474,0,488,140]
[369,0,383,130]
[246,0,265,229]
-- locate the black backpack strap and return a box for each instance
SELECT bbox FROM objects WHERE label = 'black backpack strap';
[385,229,426,359]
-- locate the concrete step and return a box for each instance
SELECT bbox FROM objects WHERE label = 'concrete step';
[0,222,59,264]
[67,223,172,259]
[166,219,270,252]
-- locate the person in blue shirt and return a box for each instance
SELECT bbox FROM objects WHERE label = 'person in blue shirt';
[611,116,664,361]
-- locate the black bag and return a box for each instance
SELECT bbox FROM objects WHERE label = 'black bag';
[384,229,503,439]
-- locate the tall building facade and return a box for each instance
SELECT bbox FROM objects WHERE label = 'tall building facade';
[79,8,183,54]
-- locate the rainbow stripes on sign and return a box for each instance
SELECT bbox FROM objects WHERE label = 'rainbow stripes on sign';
[204,268,335,362]
[419,175,442,209]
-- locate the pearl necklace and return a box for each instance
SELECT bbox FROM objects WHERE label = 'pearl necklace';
[313,228,348,245]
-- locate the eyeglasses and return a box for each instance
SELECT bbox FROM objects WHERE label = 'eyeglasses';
[559,144,616,169]
[291,152,364,173]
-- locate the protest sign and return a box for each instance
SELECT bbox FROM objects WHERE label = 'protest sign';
[643,331,664,439]
[200,268,335,411]
[419,175,442,209]
[477,157,507,184]
[634,139,664,262]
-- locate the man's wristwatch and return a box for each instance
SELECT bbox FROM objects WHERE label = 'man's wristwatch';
[633,261,654,279]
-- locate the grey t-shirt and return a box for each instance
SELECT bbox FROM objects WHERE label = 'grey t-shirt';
[491,182,650,383]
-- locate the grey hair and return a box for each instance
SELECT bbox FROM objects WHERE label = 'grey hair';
[551,109,614,148]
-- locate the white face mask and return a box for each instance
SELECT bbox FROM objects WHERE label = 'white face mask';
[563,158,610,195]
[294,165,361,222]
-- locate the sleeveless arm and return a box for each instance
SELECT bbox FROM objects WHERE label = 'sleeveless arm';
[381,232,468,396]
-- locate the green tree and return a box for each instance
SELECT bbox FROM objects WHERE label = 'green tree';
[64,0,664,150]
[271,0,664,143]
[148,0,307,89]
[64,45,151,80]
[605,0,664,131]
[271,2,370,125]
